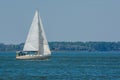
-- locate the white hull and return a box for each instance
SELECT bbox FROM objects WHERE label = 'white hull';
[16,54,50,60]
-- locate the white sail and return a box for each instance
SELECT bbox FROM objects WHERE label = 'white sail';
[23,11,39,51]
[23,10,51,55]
[38,14,51,55]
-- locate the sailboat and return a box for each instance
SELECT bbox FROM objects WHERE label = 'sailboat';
[16,10,51,59]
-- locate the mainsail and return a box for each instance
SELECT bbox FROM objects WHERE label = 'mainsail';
[23,10,51,55]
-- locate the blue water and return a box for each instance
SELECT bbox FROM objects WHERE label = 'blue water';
[0,52,120,80]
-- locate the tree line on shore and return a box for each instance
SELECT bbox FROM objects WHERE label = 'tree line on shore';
[0,42,120,52]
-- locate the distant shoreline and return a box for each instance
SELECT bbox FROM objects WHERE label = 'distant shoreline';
[0,42,120,52]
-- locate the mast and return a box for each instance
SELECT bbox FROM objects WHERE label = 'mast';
[37,10,41,55]
[37,10,44,55]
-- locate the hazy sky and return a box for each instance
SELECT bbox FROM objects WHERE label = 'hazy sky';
[0,0,120,44]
